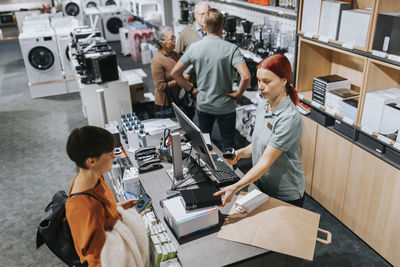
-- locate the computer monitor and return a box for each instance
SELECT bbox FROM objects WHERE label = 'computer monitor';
[172,103,217,170]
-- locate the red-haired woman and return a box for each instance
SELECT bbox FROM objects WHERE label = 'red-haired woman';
[214,54,305,207]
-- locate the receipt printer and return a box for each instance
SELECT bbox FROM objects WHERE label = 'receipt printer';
[162,196,218,239]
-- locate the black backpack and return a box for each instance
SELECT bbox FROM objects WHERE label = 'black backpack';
[36,190,98,267]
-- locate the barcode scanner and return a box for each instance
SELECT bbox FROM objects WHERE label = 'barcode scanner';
[223,147,237,170]
[223,147,235,159]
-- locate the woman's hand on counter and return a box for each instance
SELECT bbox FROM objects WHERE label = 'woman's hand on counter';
[213,184,239,206]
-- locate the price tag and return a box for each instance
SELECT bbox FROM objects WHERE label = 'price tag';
[342,42,354,49]
[388,54,400,63]
[342,117,354,125]
[298,93,304,100]
[360,126,373,135]
[377,134,392,145]
[319,36,329,43]
[372,50,387,58]
[304,32,314,39]
[394,142,400,151]
[311,100,321,109]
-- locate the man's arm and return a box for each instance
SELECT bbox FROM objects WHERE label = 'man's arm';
[225,62,251,99]
[171,61,193,92]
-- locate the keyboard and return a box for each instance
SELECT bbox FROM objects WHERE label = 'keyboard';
[210,154,240,186]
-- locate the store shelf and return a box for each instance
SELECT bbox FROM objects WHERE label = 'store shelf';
[210,0,297,20]
[297,35,400,68]
[296,37,366,123]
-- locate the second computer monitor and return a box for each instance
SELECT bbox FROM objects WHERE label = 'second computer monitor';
[172,103,217,170]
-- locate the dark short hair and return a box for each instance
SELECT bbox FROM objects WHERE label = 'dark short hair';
[66,126,115,169]
[205,8,224,34]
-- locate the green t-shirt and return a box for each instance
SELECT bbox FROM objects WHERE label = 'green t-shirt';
[252,96,305,201]
[179,36,245,115]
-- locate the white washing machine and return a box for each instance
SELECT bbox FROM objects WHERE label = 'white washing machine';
[100,0,119,6]
[99,6,127,41]
[50,16,80,28]
[62,0,84,23]
[54,29,72,71]
[82,0,101,8]
[19,27,67,97]
[54,27,79,93]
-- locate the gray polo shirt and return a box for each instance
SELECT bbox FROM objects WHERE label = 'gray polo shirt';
[179,36,245,115]
[252,96,305,201]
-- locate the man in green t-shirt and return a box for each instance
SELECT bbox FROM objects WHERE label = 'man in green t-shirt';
[171,8,250,152]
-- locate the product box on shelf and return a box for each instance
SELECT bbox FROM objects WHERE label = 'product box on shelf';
[319,0,350,40]
[372,12,400,55]
[338,9,371,48]
[300,0,322,35]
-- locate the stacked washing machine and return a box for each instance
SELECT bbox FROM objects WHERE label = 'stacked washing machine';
[61,0,84,24]
[51,17,81,93]
[99,5,129,41]
[19,25,67,98]
[82,0,101,8]
[100,0,119,6]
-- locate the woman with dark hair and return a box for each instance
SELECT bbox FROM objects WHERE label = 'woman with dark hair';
[151,26,187,118]
[65,126,148,266]
[214,54,305,207]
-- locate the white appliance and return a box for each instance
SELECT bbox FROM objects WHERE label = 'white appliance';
[361,88,400,133]
[338,9,371,47]
[100,0,119,6]
[50,16,80,29]
[62,0,84,23]
[19,27,64,84]
[119,27,130,55]
[19,27,67,97]
[54,27,79,93]
[15,10,40,33]
[22,14,51,33]
[380,103,400,136]
[99,6,127,41]
[82,0,101,8]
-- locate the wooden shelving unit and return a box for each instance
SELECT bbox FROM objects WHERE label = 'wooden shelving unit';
[296,1,400,266]
[296,37,366,123]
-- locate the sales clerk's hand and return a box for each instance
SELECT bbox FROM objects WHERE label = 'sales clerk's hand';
[225,91,243,99]
[119,199,138,210]
[226,152,240,166]
[213,184,238,206]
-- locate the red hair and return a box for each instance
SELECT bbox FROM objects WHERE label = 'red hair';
[256,54,299,105]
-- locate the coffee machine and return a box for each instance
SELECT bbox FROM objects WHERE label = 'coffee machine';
[241,20,253,50]
[224,15,237,43]
[179,0,195,24]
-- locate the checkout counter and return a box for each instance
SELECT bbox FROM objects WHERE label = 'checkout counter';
[105,126,301,267]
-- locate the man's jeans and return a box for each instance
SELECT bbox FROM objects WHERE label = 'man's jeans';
[196,109,236,152]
